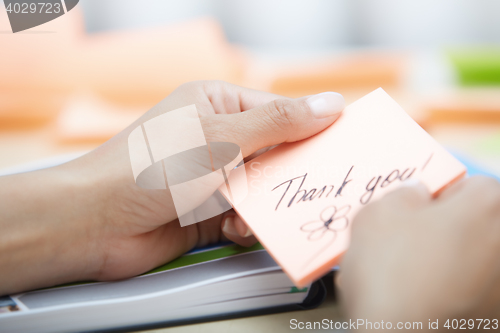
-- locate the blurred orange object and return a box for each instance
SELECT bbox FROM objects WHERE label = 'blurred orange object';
[76,18,247,106]
[55,94,143,143]
[427,88,500,124]
[244,52,406,98]
[0,90,66,128]
[0,8,247,128]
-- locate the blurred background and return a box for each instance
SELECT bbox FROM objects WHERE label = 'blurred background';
[0,0,499,177]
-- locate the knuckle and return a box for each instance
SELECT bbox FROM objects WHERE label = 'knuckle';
[200,80,232,98]
[180,80,202,88]
[175,81,205,93]
[203,79,225,90]
[179,80,226,91]
[269,99,295,130]
[211,79,228,86]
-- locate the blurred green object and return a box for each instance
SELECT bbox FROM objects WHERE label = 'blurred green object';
[449,47,500,86]
[477,131,500,155]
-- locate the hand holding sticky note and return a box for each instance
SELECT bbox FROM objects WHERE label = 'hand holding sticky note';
[219,88,466,287]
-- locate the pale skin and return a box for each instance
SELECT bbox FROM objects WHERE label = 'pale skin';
[1,81,500,328]
[0,81,344,294]
[340,176,500,330]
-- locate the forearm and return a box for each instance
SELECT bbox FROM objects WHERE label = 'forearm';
[0,165,103,295]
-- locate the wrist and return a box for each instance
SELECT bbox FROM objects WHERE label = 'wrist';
[0,164,106,294]
[55,152,119,282]
[64,135,140,279]
[40,164,107,283]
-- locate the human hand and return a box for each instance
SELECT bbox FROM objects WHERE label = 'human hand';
[339,176,500,328]
[0,81,345,294]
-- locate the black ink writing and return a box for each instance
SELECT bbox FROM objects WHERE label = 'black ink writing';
[360,175,381,205]
[360,167,416,205]
[422,153,433,171]
[272,166,354,210]
[272,174,307,211]
[335,165,353,197]
[272,174,336,210]
[300,205,351,241]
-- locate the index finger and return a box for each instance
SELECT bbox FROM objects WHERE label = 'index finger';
[203,81,285,113]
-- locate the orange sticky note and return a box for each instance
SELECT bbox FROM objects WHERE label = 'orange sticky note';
[220,88,466,288]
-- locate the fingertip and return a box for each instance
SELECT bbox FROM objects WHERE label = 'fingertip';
[222,215,238,237]
[234,215,253,238]
[399,178,430,197]
[222,214,256,247]
[383,178,431,208]
[306,92,345,119]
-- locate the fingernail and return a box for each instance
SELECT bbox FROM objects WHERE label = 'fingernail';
[222,216,239,237]
[242,227,253,238]
[306,92,345,119]
[400,178,429,195]
[400,178,420,187]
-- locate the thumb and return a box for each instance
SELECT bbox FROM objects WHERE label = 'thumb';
[202,92,345,157]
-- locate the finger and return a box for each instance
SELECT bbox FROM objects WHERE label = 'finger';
[381,179,431,209]
[438,175,499,201]
[439,176,500,214]
[244,144,279,162]
[435,176,469,201]
[239,89,286,111]
[221,212,257,247]
[202,81,284,114]
[222,212,253,238]
[202,92,345,157]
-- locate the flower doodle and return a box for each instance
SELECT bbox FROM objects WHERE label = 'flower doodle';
[300,204,351,241]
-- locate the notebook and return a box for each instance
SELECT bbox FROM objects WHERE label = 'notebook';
[0,243,325,333]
